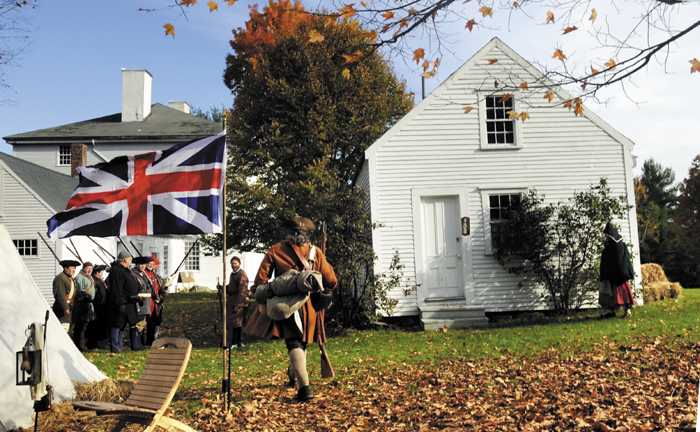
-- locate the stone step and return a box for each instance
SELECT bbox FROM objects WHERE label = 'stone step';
[421,317,489,330]
[419,305,487,320]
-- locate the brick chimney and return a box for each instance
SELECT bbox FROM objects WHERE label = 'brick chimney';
[70,143,87,177]
[121,69,152,122]
[168,101,190,114]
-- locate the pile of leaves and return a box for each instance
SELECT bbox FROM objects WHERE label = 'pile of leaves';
[187,336,698,431]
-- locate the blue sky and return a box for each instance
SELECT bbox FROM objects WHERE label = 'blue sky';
[2,0,699,182]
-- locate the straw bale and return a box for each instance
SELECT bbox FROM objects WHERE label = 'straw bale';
[641,263,668,283]
[73,378,135,404]
[669,282,684,299]
[642,281,683,303]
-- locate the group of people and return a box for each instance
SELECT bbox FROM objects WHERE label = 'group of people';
[50,216,635,404]
[52,250,168,353]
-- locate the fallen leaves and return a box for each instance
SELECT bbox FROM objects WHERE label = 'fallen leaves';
[183,338,699,431]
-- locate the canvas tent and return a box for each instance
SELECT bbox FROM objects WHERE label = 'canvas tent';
[0,225,105,431]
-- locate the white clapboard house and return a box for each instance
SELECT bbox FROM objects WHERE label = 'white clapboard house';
[358,38,642,329]
[2,70,262,302]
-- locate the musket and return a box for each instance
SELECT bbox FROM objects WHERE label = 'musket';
[87,236,115,260]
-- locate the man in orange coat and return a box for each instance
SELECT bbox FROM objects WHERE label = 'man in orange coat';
[246,216,337,402]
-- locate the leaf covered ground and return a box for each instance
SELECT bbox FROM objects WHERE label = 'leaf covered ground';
[42,291,700,431]
[187,338,698,431]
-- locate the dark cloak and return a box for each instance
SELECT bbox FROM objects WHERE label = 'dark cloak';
[599,223,635,285]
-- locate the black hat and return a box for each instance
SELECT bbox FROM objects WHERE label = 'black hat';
[94,264,107,272]
[59,260,81,268]
[133,256,153,265]
[281,216,315,232]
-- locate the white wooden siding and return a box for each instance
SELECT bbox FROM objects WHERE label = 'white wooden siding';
[13,141,191,173]
[367,40,639,315]
[0,169,60,302]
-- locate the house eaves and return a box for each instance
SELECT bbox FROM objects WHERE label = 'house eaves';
[3,104,223,144]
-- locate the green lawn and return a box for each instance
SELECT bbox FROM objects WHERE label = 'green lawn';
[69,290,700,431]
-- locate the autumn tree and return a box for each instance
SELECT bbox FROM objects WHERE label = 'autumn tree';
[201,0,413,328]
[494,179,631,313]
[0,0,37,104]
[668,155,700,287]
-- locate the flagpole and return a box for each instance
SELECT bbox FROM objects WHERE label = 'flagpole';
[221,120,229,412]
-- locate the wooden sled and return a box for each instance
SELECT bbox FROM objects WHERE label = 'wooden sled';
[73,337,195,432]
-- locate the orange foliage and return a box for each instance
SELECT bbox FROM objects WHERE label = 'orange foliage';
[229,0,311,65]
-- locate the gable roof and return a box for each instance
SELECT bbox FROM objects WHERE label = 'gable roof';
[0,152,77,212]
[366,37,634,160]
[3,103,223,143]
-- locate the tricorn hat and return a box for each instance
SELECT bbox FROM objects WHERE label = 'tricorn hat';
[133,256,153,265]
[281,216,315,232]
[93,264,107,273]
[59,260,81,268]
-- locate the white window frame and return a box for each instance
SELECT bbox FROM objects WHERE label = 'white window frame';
[480,188,526,255]
[184,240,200,271]
[478,93,523,150]
[163,245,169,275]
[58,145,72,166]
[13,239,39,257]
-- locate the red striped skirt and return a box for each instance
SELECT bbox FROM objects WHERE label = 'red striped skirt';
[599,280,635,309]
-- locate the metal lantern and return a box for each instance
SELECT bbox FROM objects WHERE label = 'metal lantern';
[16,338,42,386]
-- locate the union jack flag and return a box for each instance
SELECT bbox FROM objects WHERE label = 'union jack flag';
[47,134,227,239]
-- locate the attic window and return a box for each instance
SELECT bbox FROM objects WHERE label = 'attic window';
[58,145,72,166]
[485,96,515,144]
[478,94,522,150]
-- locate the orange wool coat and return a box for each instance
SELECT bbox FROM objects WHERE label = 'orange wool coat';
[246,241,337,344]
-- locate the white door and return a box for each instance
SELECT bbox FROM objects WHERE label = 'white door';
[421,196,463,300]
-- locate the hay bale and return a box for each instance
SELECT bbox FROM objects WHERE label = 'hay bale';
[641,263,668,283]
[73,378,135,404]
[642,281,684,303]
[669,282,684,299]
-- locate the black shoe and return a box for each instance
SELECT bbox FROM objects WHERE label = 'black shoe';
[294,386,313,402]
[286,365,296,388]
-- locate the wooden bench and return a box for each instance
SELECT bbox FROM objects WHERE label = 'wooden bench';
[73,337,195,432]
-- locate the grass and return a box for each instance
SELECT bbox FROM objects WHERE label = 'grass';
[84,289,700,409]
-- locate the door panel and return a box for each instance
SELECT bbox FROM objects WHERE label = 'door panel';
[421,196,463,299]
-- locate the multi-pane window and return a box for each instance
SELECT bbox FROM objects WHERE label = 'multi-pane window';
[489,194,521,249]
[163,245,169,274]
[14,239,38,256]
[485,96,515,145]
[58,145,72,166]
[184,241,200,271]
